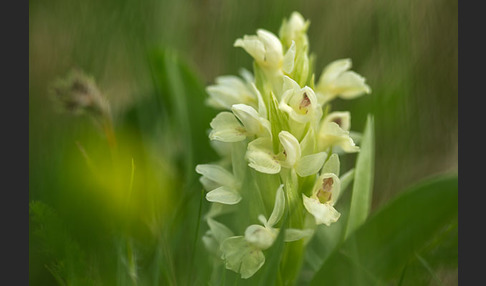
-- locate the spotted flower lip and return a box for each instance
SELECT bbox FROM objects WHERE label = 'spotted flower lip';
[279,76,322,125]
[318,111,360,153]
[302,154,343,226]
[324,111,351,131]
[303,172,342,226]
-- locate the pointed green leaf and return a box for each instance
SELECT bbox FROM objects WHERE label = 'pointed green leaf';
[310,174,458,286]
[344,114,374,239]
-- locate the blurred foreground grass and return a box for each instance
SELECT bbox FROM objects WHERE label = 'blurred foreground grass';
[29,0,457,285]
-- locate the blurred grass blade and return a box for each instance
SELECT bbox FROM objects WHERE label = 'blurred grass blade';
[310,174,458,286]
[148,48,217,179]
[161,50,194,178]
[415,253,443,285]
[30,201,88,284]
[147,48,219,284]
[344,114,374,239]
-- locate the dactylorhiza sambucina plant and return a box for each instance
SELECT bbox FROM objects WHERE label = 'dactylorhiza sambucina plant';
[196,12,371,282]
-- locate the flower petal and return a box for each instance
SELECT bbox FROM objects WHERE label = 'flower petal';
[209,112,246,142]
[267,184,285,227]
[321,153,340,176]
[258,214,268,226]
[204,202,237,219]
[232,104,271,138]
[279,11,309,48]
[318,122,360,153]
[210,140,232,158]
[239,68,254,83]
[220,236,266,279]
[246,138,281,174]
[199,176,220,191]
[316,59,371,103]
[282,75,301,93]
[249,83,267,118]
[324,111,351,131]
[256,29,283,67]
[195,164,236,187]
[300,127,316,155]
[235,29,283,71]
[234,36,266,63]
[282,40,296,74]
[206,186,242,205]
[240,248,265,279]
[279,131,301,167]
[302,195,341,226]
[202,230,220,255]
[206,75,257,110]
[244,224,276,250]
[331,71,371,99]
[246,148,281,174]
[207,218,234,244]
[319,58,352,84]
[295,152,327,177]
[220,236,250,273]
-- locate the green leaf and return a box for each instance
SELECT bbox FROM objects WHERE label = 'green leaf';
[398,217,458,286]
[309,174,458,286]
[344,114,375,239]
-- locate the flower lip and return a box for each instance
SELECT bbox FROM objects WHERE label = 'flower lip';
[244,225,276,250]
[279,80,322,124]
[324,111,351,131]
[316,177,334,203]
[299,92,311,112]
[332,117,342,127]
[311,172,341,205]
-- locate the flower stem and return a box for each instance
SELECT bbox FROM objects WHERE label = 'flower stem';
[280,171,305,285]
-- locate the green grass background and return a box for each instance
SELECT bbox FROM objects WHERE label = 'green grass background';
[29,0,457,285]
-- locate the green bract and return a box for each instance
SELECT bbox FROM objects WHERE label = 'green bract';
[196,11,371,280]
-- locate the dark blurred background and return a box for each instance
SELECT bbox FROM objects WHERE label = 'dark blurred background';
[29,0,457,284]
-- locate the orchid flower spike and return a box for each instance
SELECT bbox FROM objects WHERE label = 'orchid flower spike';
[196,11,372,280]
